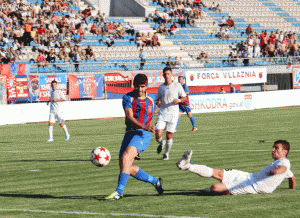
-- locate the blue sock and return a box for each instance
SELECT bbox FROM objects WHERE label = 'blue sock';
[115,173,130,196]
[190,116,196,128]
[176,118,180,129]
[134,168,158,185]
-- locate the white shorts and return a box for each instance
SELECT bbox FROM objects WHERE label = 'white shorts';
[49,111,65,124]
[222,169,257,195]
[155,112,178,133]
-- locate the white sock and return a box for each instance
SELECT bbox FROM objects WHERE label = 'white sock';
[156,137,163,144]
[62,125,69,136]
[188,165,213,178]
[49,126,53,139]
[164,139,173,156]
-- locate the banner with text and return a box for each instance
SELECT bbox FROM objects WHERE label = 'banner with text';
[39,74,67,101]
[6,76,29,100]
[104,73,130,84]
[186,68,267,86]
[292,66,300,89]
[190,90,300,114]
[28,75,40,101]
[68,74,104,99]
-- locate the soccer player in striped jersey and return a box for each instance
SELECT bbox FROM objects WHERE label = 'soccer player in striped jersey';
[105,74,164,200]
[176,76,197,132]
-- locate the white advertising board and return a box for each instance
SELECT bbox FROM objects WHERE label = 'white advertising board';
[190,89,300,113]
[186,68,267,86]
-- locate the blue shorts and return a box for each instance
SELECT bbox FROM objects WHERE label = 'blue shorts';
[179,105,191,113]
[119,130,151,158]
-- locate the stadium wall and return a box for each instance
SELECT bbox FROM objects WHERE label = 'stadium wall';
[1,90,300,126]
[110,0,146,17]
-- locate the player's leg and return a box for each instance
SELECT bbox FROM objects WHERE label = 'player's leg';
[176,150,230,194]
[162,131,173,160]
[57,113,70,140]
[48,113,55,142]
[176,112,182,130]
[155,116,167,154]
[186,108,197,132]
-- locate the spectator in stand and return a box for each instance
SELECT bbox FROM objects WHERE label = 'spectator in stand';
[135,32,143,47]
[242,46,250,66]
[262,32,269,55]
[85,45,94,59]
[152,33,161,47]
[247,35,254,58]
[291,40,299,58]
[178,13,186,27]
[157,23,168,35]
[162,9,170,23]
[46,49,56,63]
[116,23,125,39]
[37,51,46,67]
[269,31,276,44]
[153,10,163,24]
[246,24,253,35]
[177,1,185,14]
[106,35,114,47]
[230,83,236,93]
[198,50,208,60]
[23,19,32,46]
[226,16,235,29]
[266,42,275,60]
[253,34,261,58]
[219,16,228,27]
[125,22,135,35]
[210,2,221,13]
[170,22,179,35]
[227,51,236,64]
[82,6,92,20]
[193,0,206,8]
[139,48,147,70]
[141,33,148,47]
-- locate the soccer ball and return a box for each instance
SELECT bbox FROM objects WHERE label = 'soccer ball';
[90,147,111,167]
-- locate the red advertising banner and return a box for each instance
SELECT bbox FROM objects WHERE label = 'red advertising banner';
[104,73,130,84]
[0,77,7,104]
[6,76,29,100]
[38,74,67,101]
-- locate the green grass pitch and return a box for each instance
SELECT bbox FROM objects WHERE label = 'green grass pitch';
[0,107,299,218]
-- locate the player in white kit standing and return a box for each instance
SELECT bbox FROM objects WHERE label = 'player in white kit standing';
[155,67,187,160]
[47,80,70,142]
[176,140,296,195]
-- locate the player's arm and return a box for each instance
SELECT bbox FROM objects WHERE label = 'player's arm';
[269,165,287,175]
[289,175,296,189]
[156,87,162,106]
[53,92,67,102]
[124,108,155,133]
[173,83,187,104]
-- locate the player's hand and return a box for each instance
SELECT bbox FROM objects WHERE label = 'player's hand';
[146,125,155,133]
[268,170,275,176]
[52,98,58,102]
[173,98,180,104]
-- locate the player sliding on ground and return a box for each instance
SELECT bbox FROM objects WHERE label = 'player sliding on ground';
[177,76,197,132]
[156,67,187,160]
[47,80,70,142]
[105,74,164,200]
[176,140,296,195]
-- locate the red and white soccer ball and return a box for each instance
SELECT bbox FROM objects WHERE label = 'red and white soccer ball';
[90,147,111,167]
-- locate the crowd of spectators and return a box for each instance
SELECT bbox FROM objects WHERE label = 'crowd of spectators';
[0,0,147,65]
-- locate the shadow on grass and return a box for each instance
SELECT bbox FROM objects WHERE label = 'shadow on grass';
[18,160,90,162]
[0,190,218,201]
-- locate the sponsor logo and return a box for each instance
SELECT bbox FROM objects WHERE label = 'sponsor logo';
[190,74,194,81]
[259,72,263,79]
[244,94,252,109]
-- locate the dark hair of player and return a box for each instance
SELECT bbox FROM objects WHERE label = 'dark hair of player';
[163,67,172,75]
[274,140,290,157]
[178,76,184,80]
[133,74,148,87]
[51,80,58,85]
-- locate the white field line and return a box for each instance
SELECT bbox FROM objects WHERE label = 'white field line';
[0,208,203,218]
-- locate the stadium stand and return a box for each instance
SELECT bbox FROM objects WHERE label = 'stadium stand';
[0,0,300,73]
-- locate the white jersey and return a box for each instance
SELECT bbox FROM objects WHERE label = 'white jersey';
[251,158,293,194]
[157,81,186,115]
[50,90,66,113]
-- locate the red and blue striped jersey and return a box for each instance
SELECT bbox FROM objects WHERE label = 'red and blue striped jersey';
[122,92,155,132]
[179,84,190,107]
